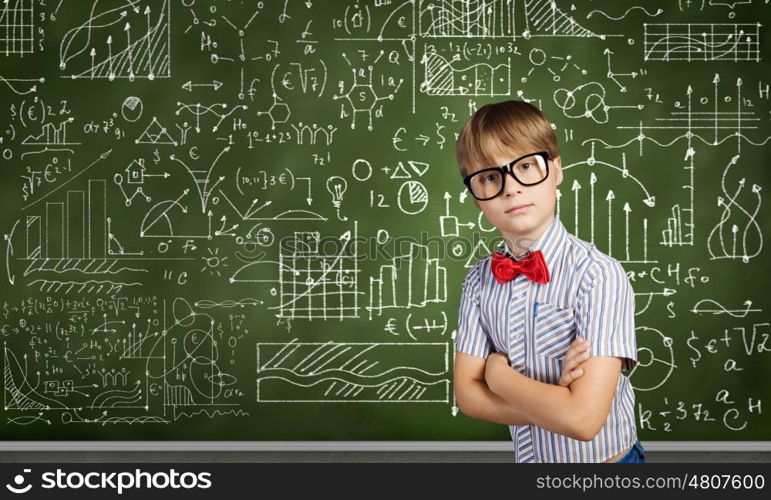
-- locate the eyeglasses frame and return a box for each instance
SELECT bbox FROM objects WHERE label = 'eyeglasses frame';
[462,150,552,201]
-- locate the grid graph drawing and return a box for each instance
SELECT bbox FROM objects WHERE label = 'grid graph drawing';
[276,225,361,320]
[644,23,761,62]
[0,0,34,55]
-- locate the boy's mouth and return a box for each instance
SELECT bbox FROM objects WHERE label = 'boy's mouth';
[505,203,533,214]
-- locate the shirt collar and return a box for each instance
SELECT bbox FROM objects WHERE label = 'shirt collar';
[499,215,567,267]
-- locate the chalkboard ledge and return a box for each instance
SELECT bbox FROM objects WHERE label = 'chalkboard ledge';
[0,441,770,452]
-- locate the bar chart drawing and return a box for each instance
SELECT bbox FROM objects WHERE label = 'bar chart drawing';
[0,0,34,56]
[44,202,64,259]
[66,191,85,258]
[23,180,107,261]
[367,241,448,319]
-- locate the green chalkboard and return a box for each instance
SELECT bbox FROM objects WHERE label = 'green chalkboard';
[0,0,769,442]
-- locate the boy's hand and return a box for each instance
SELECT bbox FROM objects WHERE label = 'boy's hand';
[559,337,591,387]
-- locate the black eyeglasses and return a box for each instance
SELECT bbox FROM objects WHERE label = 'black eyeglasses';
[462,151,551,201]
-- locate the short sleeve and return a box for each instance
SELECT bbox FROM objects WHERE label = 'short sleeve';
[453,263,493,359]
[575,259,637,371]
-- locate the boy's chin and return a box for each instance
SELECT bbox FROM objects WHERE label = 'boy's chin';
[500,214,537,227]
[499,214,549,234]
[499,222,535,236]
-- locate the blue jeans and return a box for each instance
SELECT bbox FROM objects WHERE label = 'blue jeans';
[613,440,646,463]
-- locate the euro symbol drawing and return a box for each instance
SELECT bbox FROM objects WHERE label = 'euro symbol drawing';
[384,318,399,336]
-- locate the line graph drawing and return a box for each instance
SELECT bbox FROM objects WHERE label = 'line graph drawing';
[644,23,761,62]
[586,6,663,21]
[419,0,601,39]
[0,75,43,94]
[21,118,80,146]
[691,298,762,318]
[256,341,449,402]
[59,0,171,80]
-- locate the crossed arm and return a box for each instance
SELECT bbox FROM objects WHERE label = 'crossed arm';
[453,349,622,442]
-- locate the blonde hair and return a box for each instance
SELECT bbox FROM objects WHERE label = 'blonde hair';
[456,100,560,178]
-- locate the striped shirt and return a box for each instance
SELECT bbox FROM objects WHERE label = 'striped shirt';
[454,215,638,463]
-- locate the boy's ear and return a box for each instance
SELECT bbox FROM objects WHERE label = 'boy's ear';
[553,155,563,186]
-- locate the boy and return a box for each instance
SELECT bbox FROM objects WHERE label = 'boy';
[453,100,644,463]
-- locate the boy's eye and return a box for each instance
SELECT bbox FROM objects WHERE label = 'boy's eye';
[481,172,500,183]
[518,162,532,171]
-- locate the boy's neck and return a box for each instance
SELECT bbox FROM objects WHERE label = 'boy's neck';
[502,213,555,259]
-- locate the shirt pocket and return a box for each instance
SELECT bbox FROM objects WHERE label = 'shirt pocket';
[534,302,576,360]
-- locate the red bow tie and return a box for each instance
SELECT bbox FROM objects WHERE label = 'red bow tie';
[491,250,550,284]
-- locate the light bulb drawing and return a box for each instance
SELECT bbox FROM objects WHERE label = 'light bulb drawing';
[326,176,348,221]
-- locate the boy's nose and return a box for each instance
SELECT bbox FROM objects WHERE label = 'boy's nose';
[503,173,524,195]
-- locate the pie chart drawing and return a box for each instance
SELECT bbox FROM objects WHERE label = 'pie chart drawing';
[121,96,143,122]
[398,180,428,215]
